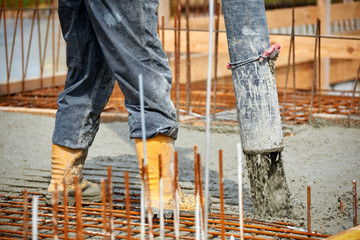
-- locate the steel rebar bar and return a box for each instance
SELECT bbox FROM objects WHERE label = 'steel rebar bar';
[22,189,28,240]
[204,0,215,238]
[307,185,311,235]
[52,183,59,240]
[353,180,358,227]
[124,171,132,239]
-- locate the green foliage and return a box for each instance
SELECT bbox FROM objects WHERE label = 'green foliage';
[1,0,51,7]
[264,0,359,9]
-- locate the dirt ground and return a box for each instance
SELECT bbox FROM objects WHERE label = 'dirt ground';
[0,111,359,236]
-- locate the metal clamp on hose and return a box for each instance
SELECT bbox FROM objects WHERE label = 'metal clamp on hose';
[227,43,281,70]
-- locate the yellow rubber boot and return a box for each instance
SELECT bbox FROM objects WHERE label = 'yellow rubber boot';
[135,134,196,217]
[46,144,101,205]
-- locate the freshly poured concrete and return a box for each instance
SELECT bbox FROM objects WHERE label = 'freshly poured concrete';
[0,111,359,235]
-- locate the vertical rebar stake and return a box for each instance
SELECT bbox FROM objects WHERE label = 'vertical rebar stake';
[124,171,132,239]
[101,179,108,239]
[107,166,114,240]
[347,65,360,127]
[176,2,181,120]
[63,181,68,240]
[218,149,225,240]
[75,176,84,240]
[144,163,154,240]
[24,5,36,80]
[281,9,294,120]
[56,20,62,72]
[20,0,25,94]
[340,200,343,216]
[139,74,146,240]
[213,0,220,120]
[32,195,39,240]
[353,180,358,227]
[291,8,296,124]
[8,0,21,97]
[174,15,179,118]
[52,183,59,240]
[205,0,215,238]
[52,0,55,87]
[237,143,244,240]
[186,0,192,115]
[309,19,319,123]
[22,189,28,240]
[162,16,165,51]
[317,19,322,114]
[174,151,180,240]
[194,148,200,240]
[307,185,311,235]
[3,0,9,97]
[159,154,165,240]
[197,153,206,240]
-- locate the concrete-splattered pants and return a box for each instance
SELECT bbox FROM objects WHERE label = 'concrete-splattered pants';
[53,0,178,149]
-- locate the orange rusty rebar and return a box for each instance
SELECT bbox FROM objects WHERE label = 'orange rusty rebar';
[24,4,37,80]
[307,185,311,235]
[52,183,59,240]
[20,0,25,94]
[35,0,43,89]
[194,146,201,239]
[185,0,192,115]
[282,8,294,120]
[101,179,108,239]
[56,20,61,72]
[39,2,53,89]
[317,19,322,114]
[3,0,10,97]
[212,0,220,119]
[74,176,84,240]
[218,149,225,240]
[340,200,343,216]
[174,150,180,240]
[174,15,179,117]
[161,16,165,51]
[310,19,320,123]
[197,153,205,239]
[347,64,360,127]
[144,163,154,240]
[292,8,297,124]
[124,171,132,239]
[52,0,55,87]
[158,154,165,240]
[22,189,28,240]
[0,197,331,240]
[107,166,114,240]
[63,181,69,240]
[353,180,358,227]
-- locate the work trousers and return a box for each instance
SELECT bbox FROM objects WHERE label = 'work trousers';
[53,0,178,149]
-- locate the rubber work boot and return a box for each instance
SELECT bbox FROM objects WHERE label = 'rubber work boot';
[45,144,101,205]
[135,134,197,218]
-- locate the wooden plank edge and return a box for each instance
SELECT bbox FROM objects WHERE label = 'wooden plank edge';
[0,107,128,123]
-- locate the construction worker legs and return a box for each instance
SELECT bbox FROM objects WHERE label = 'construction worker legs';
[50,0,178,205]
[83,0,178,140]
[49,0,113,203]
[53,0,115,150]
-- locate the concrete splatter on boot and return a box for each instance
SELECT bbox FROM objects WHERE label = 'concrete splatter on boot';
[45,144,101,205]
[135,134,198,218]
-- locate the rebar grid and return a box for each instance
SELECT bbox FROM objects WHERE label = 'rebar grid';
[0,192,330,240]
[1,84,359,125]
